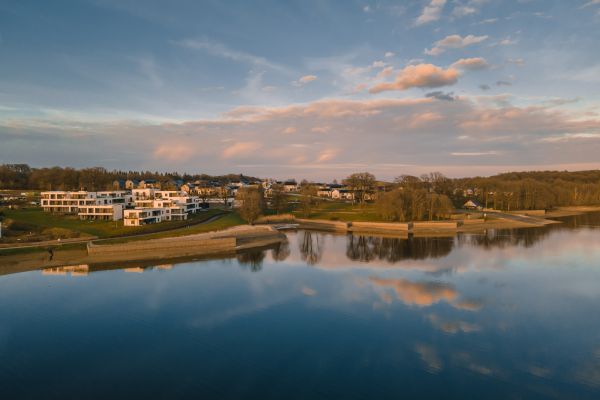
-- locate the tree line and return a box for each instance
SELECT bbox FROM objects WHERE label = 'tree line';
[0,164,259,191]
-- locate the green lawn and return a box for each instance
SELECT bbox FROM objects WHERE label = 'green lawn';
[288,201,384,222]
[2,208,227,239]
[94,212,245,244]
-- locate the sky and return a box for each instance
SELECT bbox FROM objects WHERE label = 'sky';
[1,0,600,181]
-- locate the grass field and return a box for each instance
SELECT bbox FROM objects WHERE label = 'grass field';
[2,207,228,239]
[95,213,245,245]
[288,200,384,222]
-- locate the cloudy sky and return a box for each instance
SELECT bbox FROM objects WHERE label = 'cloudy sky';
[1,0,600,180]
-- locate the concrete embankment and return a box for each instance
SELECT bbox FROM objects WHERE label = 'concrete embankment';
[295,218,349,232]
[87,225,285,263]
[0,225,286,274]
[349,221,409,236]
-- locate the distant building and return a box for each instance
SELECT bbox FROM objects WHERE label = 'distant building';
[125,179,139,190]
[112,179,126,190]
[463,200,483,210]
[331,188,355,200]
[283,180,298,192]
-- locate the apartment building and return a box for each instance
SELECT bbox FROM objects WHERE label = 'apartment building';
[123,208,165,226]
[41,191,131,220]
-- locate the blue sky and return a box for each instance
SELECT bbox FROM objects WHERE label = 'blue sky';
[1,0,600,180]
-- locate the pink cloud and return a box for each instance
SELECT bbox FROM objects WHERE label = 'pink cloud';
[369,64,459,93]
[222,141,261,158]
[153,144,194,161]
[425,34,488,56]
[451,57,490,70]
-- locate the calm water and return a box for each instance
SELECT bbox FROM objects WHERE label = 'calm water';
[1,214,600,399]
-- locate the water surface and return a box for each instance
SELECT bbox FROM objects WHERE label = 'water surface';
[1,214,600,399]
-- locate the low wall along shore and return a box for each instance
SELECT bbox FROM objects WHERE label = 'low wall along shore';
[295,218,349,232]
[349,221,409,234]
[291,218,457,235]
[87,225,285,263]
[412,221,458,231]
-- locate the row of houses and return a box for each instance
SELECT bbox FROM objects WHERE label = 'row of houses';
[40,189,212,226]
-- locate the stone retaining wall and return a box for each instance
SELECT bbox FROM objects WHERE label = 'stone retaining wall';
[295,219,349,232]
[349,221,409,234]
[412,221,458,231]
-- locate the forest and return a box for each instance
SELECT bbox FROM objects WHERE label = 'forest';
[0,164,259,191]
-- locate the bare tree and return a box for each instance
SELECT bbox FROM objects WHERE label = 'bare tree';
[236,187,264,224]
[343,172,376,205]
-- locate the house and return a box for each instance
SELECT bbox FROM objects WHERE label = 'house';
[112,179,126,190]
[463,200,483,210]
[125,179,140,190]
[180,182,196,194]
[139,179,161,189]
[331,188,355,200]
[317,186,333,198]
[283,180,298,192]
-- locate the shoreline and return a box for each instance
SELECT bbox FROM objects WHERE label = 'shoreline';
[2,207,599,275]
[0,225,286,276]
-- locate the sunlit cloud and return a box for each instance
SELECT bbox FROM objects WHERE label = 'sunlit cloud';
[293,74,318,87]
[425,34,488,56]
[369,64,459,93]
[451,57,490,70]
[222,141,262,158]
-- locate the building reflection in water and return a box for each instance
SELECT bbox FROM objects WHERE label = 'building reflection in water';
[41,264,174,276]
[42,264,90,276]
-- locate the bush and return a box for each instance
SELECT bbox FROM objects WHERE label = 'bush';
[7,220,39,232]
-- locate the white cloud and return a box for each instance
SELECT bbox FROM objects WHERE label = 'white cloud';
[176,37,288,73]
[415,0,447,26]
[581,0,600,8]
[539,133,600,143]
[453,6,476,17]
[425,34,488,56]
[384,51,395,58]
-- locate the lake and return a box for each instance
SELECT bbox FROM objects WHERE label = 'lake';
[1,213,600,399]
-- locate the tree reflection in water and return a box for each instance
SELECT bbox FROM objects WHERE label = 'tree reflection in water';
[236,250,266,272]
[458,212,600,249]
[346,235,454,263]
[271,241,291,262]
[298,231,323,265]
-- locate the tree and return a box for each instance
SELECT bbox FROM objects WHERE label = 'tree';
[343,172,376,205]
[218,184,231,207]
[236,187,264,224]
[299,184,318,217]
[270,183,288,214]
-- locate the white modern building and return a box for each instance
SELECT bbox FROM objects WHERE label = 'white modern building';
[123,208,165,226]
[41,191,131,220]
